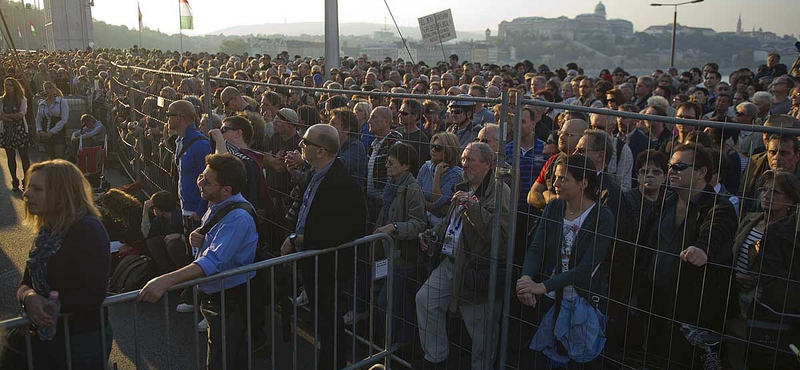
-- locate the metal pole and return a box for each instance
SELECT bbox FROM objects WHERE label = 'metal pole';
[669,6,677,68]
[324,0,339,81]
[497,91,524,369]
[20,0,30,51]
[485,91,509,369]
[178,0,183,53]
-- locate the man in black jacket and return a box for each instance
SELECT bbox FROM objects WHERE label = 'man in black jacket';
[280,124,367,370]
[634,143,738,369]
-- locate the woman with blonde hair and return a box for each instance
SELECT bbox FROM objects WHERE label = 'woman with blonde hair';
[35,81,69,159]
[416,132,463,227]
[353,100,375,148]
[0,77,31,191]
[0,160,111,369]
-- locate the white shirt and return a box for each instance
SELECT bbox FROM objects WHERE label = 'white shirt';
[546,203,595,300]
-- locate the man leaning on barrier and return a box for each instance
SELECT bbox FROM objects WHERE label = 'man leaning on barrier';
[280,124,367,370]
[414,142,511,370]
[138,153,259,370]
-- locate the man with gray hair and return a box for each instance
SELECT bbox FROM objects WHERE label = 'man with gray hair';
[367,106,404,219]
[414,141,510,370]
[634,76,655,111]
[591,113,633,191]
[736,102,763,156]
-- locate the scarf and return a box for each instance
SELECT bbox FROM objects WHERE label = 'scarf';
[27,227,69,297]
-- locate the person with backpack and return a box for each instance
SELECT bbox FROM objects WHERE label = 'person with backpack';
[141,190,191,275]
[138,153,259,370]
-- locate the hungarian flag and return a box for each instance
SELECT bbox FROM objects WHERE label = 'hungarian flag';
[179,0,193,30]
[138,3,143,31]
[30,21,36,36]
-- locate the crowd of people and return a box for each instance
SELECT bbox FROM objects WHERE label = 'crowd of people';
[1,46,800,370]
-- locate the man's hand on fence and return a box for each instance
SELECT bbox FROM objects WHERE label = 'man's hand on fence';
[137,275,171,303]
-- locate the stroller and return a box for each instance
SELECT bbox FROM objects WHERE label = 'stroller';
[76,132,111,193]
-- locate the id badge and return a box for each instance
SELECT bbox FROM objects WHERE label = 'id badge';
[441,234,454,257]
[374,259,388,280]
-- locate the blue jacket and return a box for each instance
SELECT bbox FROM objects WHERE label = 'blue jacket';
[176,125,211,215]
[530,296,607,363]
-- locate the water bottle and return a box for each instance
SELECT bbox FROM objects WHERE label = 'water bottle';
[38,291,61,341]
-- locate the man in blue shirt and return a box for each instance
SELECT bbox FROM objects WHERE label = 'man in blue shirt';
[139,153,258,370]
[167,100,211,247]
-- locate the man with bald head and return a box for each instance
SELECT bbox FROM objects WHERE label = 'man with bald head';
[527,118,589,210]
[220,86,257,115]
[366,106,404,219]
[167,99,212,317]
[281,123,367,369]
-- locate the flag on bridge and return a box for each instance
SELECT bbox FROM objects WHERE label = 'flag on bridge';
[29,21,36,36]
[138,3,144,32]
[179,0,193,30]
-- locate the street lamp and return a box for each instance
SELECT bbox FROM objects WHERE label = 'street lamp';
[651,0,704,68]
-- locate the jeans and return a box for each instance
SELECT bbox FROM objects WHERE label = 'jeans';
[200,283,249,370]
[377,265,419,344]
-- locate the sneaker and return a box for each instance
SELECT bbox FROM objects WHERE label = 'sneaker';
[197,318,208,332]
[292,290,308,307]
[342,310,368,326]
[176,303,196,313]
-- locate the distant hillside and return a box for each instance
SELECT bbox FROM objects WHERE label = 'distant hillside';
[209,22,487,41]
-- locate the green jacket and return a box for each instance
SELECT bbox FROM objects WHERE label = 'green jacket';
[432,170,511,311]
[375,172,427,268]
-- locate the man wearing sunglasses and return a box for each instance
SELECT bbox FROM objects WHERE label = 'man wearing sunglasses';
[634,143,738,369]
[398,99,430,163]
[445,95,481,149]
[281,124,367,370]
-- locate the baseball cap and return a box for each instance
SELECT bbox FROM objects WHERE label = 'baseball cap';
[277,108,299,124]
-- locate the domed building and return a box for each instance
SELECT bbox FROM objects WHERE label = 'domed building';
[498,1,633,40]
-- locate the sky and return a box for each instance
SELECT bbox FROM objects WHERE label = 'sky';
[25,0,797,38]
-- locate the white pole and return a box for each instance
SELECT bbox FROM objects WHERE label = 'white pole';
[324,0,339,81]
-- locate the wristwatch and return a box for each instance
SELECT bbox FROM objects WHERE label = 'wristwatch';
[288,233,298,248]
[392,222,399,233]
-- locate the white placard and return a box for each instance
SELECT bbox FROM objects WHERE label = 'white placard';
[157,96,165,108]
[374,259,388,280]
[418,9,457,45]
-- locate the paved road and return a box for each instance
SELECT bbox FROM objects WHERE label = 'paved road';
[0,149,317,369]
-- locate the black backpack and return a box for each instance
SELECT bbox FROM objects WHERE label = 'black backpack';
[109,254,158,293]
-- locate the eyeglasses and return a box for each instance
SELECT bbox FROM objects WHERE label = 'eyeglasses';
[300,136,326,151]
[574,147,587,155]
[220,125,238,134]
[668,162,694,172]
[431,144,444,152]
[448,109,464,115]
[198,173,220,187]
[735,111,747,117]
[638,168,664,176]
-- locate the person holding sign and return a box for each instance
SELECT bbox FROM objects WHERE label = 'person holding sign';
[414,142,510,370]
[373,143,427,347]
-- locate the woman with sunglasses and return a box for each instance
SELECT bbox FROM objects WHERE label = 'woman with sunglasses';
[517,155,614,368]
[0,77,31,191]
[724,169,800,368]
[417,132,463,227]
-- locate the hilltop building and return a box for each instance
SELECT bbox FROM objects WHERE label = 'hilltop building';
[498,2,633,40]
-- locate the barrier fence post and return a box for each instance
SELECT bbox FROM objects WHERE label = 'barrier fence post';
[203,69,213,131]
[485,90,509,369]
[497,91,524,369]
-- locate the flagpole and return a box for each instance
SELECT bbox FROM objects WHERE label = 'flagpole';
[138,2,142,47]
[20,0,29,50]
[178,0,183,53]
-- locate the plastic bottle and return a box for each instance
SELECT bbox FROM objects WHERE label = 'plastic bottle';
[38,291,61,341]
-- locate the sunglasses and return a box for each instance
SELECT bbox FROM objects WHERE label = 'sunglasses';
[448,109,464,115]
[735,111,746,117]
[668,162,694,172]
[220,125,238,134]
[300,137,326,151]
[431,144,444,152]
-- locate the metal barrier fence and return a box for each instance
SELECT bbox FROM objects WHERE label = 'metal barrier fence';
[0,233,397,370]
[24,61,800,370]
